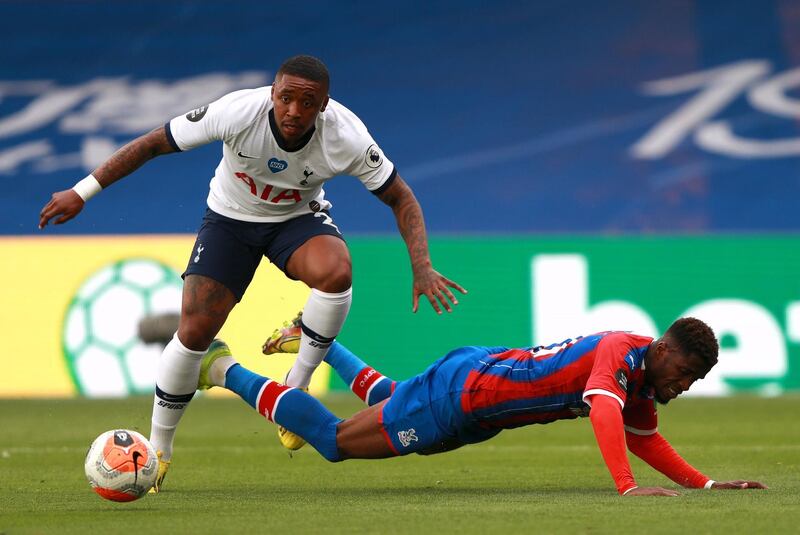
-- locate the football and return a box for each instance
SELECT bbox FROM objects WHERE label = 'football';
[84,429,158,502]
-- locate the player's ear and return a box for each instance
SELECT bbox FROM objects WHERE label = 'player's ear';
[654,339,671,361]
[320,95,329,112]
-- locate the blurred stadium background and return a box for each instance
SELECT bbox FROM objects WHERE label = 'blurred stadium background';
[2,0,799,403]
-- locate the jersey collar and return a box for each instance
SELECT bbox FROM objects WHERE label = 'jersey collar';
[269,109,316,152]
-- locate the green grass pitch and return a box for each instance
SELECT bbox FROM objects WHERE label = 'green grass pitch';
[1,395,798,534]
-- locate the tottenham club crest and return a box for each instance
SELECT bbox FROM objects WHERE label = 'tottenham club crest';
[301,166,314,185]
[186,105,209,122]
[364,144,383,169]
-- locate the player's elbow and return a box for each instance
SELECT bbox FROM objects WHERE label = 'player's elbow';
[588,394,620,423]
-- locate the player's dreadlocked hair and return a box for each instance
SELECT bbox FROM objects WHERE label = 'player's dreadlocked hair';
[664,317,719,369]
[277,55,330,88]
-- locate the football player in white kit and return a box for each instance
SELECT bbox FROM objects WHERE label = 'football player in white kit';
[39,55,466,492]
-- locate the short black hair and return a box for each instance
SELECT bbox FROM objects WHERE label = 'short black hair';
[276,55,330,88]
[664,317,719,369]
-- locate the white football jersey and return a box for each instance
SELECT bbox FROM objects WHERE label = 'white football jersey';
[167,86,395,222]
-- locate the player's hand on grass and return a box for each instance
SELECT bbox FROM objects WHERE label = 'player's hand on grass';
[624,486,680,497]
[411,266,467,314]
[711,480,768,490]
[39,189,84,229]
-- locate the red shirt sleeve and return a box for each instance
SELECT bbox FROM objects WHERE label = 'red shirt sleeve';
[589,394,638,494]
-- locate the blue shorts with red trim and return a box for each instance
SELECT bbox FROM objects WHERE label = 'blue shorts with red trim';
[379,346,501,456]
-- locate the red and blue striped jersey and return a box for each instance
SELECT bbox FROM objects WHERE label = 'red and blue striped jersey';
[460,332,658,434]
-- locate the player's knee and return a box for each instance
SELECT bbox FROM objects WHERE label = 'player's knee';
[320,447,344,463]
[307,262,351,293]
[176,317,217,351]
[318,268,352,293]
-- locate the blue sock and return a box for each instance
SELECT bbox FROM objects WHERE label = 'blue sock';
[224,363,342,462]
[325,342,395,405]
[224,364,266,410]
[273,390,342,462]
[324,342,368,384]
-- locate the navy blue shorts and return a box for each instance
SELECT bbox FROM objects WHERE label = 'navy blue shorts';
[183,208,345,301]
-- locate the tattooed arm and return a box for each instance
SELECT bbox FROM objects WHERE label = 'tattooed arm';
[39,126,176,228]
[376,175,467,313]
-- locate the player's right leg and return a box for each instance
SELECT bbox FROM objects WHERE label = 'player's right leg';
[149,208,262,492]
[199,345,348,462]
[148,274,237,492]
[264,314,396,406]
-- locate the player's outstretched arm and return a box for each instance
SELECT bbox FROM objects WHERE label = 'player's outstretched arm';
[376,174,467,314]
[588,394,642,495]
[38,126,176,229]
[625,431,768,491]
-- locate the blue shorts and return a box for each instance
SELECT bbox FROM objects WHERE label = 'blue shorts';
[183,208,344,301]
[379,347,501,456]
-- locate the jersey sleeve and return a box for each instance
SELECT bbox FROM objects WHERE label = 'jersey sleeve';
[589,394,639,494]
[582,333,640,409]
[166,88,266,151]
[335,108,396,194]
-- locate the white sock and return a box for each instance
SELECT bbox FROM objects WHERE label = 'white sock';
[211,356,237,388]
[149,333,206,461]
[285,287,352,388]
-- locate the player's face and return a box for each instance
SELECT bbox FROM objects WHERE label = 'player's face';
[647,342,709,404]
[271,74,329,148]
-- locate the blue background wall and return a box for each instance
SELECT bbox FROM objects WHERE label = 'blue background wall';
[3,0,800,235]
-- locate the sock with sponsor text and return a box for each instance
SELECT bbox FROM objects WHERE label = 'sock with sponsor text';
[324,341,396,405]
[149,333,205,461]
[285,287,352,389]
[224,363,342,462]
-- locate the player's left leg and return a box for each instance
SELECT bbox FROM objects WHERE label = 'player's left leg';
[267,214,352,450]
[283,234,352,389]
[325,342,397,406]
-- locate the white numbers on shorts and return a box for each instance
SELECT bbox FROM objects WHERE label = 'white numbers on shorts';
[314,211,340,233]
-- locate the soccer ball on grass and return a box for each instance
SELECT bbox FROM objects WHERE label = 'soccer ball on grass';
[84,429,158,501]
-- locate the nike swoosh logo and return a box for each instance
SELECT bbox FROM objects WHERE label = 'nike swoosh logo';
[155,386,195,403]
[237,151,258,159]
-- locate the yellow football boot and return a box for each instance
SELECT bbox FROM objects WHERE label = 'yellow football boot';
[262,312,303,355]
[148,451,171,494]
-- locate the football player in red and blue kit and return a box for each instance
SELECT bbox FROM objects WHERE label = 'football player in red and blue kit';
[197,316,767,496]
